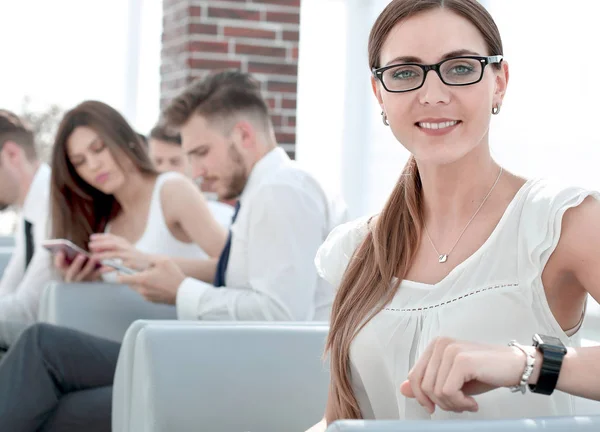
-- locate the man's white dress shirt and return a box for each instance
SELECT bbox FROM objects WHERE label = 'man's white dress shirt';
[176,148,348,321]
[0,164,56,323]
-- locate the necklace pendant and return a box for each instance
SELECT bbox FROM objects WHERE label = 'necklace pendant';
[438,254,448,263]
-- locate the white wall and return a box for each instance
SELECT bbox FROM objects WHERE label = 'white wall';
[296,0,402,219]
[489,0,600,190]
[0,0,161,134]
[296,0,600,218]
[0,0,162,233]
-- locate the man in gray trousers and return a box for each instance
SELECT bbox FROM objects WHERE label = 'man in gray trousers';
[0,110,55,359]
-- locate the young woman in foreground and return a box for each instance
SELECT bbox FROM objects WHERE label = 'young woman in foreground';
[311,0,600,427]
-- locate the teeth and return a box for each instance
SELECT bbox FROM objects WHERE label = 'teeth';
[418,121,458,130]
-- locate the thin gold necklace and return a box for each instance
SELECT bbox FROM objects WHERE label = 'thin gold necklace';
[424,167,503,264]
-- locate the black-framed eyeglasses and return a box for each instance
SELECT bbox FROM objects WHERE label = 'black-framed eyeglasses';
[372,55,503,93]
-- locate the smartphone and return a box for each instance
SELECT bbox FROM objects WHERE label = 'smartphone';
[43,239,138,275]
[101,259,138,275]
[42,239,98,267]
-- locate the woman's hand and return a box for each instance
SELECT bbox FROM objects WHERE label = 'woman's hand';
[54,250,102,283]
[88,233,151,271]
[401,337,536,414]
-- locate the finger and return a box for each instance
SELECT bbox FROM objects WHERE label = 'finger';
[72,257,95,283]
[98,265,116,274]
[442,354,479,412]
[400,380,414,398]
[64,254,86,283]
[89,233,116,241]
[421,340,449,410]
[92,251,129,262]
[130,285,151,301]
[118,272,146,286]
[87,268,103,282]
[54,251,66,270]
[88,239,120,252]
[433,344,462,412]
[80,256,101,280]
[407,342,438,414]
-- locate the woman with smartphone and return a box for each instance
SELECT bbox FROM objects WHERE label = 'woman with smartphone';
[48,100,227,283]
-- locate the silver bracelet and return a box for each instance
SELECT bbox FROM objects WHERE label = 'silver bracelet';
[508,340,536,394]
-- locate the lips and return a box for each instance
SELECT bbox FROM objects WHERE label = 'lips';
[414,119,462,136]
[417,120,460,130]
[95,173,110,184]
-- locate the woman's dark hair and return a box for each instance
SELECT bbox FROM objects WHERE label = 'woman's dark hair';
[50,100,158,249]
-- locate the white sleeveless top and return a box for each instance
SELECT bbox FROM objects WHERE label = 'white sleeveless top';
[102,172,213,282]
[315,178,600,420]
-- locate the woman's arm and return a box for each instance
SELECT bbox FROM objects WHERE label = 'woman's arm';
[401,338,600,413]
[166,257,217,283]
[161,177,228,258]
[553,346,600,401]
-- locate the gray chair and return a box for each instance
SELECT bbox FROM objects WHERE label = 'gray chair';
[327,416,600,431]
[112,321,330,432]
[0,251,12,277]
[37,282,177,342]
[0,236,15,247]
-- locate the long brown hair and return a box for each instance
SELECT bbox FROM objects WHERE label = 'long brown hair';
[50,100,158,249]
[326,0,504,420]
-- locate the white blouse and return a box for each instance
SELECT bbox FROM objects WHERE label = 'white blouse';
[315,178,600,420]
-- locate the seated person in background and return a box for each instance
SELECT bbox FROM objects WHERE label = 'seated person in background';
[48,100,227,281]
[148,122,234,227]
[0,110,53,352]
[0,70,348,432]
[148,123,187,175]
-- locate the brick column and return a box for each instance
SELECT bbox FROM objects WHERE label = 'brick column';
[161,0,300,158]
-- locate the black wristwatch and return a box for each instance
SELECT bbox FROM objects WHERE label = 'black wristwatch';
[528,334,567,395]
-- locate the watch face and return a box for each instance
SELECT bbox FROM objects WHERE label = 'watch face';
[534,334,567,353]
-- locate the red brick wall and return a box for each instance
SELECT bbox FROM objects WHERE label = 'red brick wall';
[161,0,301,158]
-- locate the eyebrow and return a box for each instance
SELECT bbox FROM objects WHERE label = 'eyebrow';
[186,144,209,156]
[67,135,102,160]
[383,49,482,66]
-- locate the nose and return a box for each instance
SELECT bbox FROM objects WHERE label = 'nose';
[418,69,451,106]
[87,154,102,171]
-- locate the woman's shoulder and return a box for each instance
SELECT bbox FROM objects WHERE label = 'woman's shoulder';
[315,215,374,288]
[157,172,200,197]
[516,177,600,275]
[518,177,600,218]
[157,172,206,218]
[156,171,190,188]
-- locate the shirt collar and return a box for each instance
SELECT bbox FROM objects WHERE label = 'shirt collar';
[240,147,289,204]
[22,163,51,223]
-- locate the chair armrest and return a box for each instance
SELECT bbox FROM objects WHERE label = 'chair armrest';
[38,282,177,342]
[326,417,600,432]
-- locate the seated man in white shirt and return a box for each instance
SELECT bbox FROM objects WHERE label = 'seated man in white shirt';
[126,71,348,320]
[148,122,235,228]
[0,71,347,431]
[0,110,54,354]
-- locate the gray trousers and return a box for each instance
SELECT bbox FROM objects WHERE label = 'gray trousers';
[0,323,121,432]
[0,320,29,360]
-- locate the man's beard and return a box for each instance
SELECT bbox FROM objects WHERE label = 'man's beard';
[222,144,248,200]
